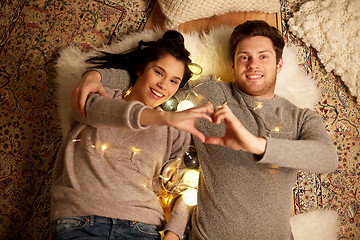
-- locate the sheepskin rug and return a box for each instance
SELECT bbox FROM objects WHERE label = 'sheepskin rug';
[289,0,360,104]
[55,27,337,240]
[55,26,319,136]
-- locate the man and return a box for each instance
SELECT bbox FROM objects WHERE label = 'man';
[72,21,338,239]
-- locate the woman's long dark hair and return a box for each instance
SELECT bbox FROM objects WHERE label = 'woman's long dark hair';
[86,31,193,88]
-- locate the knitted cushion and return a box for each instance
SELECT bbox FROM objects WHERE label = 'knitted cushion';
[288,0,360,104]
[158,0,280,28]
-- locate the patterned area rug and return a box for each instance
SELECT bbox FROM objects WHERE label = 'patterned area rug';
[0,0,154,239]
[0,0,359,239]
[281,0,360,239]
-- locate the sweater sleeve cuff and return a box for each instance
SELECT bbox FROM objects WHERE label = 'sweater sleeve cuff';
[164,196,192,238]
[126,101,152,130]
[253,137,276,165]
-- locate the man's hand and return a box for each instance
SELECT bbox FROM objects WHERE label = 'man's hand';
[204,103,267,155]
[140,102,215,142]
[71,70,108,117]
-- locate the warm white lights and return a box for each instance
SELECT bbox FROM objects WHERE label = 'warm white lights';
[177,100,195,111]
[182,188,198,206]
[183,170,199,188]
[253,102,263,111]
[272,127,280,132]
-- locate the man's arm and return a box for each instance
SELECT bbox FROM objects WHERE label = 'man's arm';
[260,109,338,173]
[205,104,338,173]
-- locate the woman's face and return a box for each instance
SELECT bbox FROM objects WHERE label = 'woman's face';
[127,53,185,108]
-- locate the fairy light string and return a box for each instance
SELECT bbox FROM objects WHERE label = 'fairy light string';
[71,75,289,208]
[71,132,200,207]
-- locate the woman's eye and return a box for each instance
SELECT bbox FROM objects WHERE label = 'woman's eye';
[170,79,179,84]
[240,56,248,60]
[155,70,163,76]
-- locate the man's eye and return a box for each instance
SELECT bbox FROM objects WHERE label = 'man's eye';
[260,55,268,59]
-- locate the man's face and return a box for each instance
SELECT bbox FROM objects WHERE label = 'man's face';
[232,36,283,99]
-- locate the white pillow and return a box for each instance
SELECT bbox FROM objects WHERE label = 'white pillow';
[288,0,360,104]
[158,0,281,28]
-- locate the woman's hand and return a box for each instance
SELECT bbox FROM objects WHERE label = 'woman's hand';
[163,231,180,240]
[140,102,215,142]
[204,103,267,155]
[71,71,108,117]
[167,102,215,142]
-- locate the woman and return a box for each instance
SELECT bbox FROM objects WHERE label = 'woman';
[51,31,213,240]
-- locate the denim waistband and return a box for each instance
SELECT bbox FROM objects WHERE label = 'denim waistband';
[54,215,138,226]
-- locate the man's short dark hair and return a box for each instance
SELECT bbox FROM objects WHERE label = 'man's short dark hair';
[230,20,285,64]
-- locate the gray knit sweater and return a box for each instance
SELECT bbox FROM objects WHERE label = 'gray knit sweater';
[95,69,339,240]
[51,69,191,237]
[186,76,339,240]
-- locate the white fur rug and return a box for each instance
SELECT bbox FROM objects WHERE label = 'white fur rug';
[290,210,338,240]
[55,26,319,136]
[55,27,337,240]
[289,0,360,104]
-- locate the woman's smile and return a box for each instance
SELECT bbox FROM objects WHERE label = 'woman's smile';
[150,87,164,98]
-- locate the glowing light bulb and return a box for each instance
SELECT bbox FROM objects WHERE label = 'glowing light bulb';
[142,180,149,188]
[189,64,202,75]
[123,87,132,98]
[273,127,280,132]
[182,188,198,206]
[253,102,263,111]
[72,139,81,142]
[130,146,141,161]
[183,170,199,188]
[101,144,108,154]
[177,100,195,111]
[131,146,141,155]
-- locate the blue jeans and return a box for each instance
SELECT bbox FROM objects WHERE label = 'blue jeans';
[52,215,161,240]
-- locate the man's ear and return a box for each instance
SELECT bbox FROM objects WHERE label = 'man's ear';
[276,58,283,74]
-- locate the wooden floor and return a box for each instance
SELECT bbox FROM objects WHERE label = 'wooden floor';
[145,1,280,33]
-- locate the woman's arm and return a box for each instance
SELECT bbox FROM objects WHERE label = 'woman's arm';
[71,69,131,116]
[73,86,214,141]
[71,70,107,117]
[71,89,152,130]
[140,102,214,142]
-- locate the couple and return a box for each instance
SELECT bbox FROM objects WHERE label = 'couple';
[51,21,338,240]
